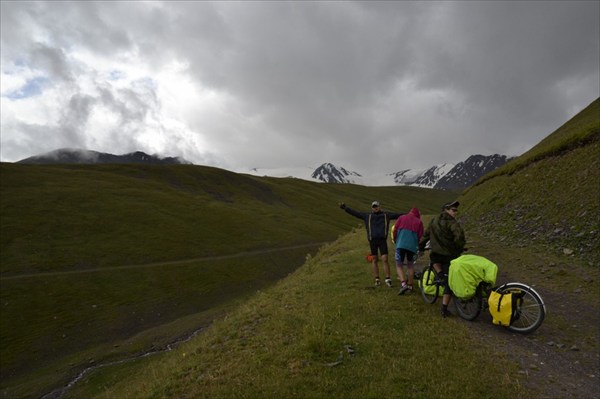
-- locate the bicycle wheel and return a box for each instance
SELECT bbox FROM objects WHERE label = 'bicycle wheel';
[496,282,546,334]
[453,284,483,321]
[419,265,439,304]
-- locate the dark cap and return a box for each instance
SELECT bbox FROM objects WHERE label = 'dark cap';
[442,200,460,210]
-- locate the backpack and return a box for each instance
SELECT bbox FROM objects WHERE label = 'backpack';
[488,291,518,326]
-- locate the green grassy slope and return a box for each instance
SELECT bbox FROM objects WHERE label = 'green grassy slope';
[65,229,525,399]
[460,97,600,265]
[0,163,453,398]
[0,163,452,275]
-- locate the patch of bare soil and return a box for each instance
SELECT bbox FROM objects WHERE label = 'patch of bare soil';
[454,276,599,399]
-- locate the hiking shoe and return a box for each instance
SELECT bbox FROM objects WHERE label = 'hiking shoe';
[398,285,410,295]
[385,278,393,287]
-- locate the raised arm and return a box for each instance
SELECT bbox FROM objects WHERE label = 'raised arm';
[339,203,366,220]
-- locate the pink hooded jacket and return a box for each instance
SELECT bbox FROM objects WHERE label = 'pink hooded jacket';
[392,208,424,251]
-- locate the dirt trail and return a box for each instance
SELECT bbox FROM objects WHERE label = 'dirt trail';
[0,242,326,281]
[459,290,599,399]
[446,238,600,399]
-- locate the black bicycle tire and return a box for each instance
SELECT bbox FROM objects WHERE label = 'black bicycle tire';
[419,265,439,304]
[453,284,483,321]
[496,282,546,334]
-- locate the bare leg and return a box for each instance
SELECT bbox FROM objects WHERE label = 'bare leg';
[407,265,414,287]
[396,263,406,282]
[381,254,391,279]
[371,259,380,279]
[442,294,451,306]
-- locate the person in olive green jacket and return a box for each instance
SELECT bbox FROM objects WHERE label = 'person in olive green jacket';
[418,200,466,317]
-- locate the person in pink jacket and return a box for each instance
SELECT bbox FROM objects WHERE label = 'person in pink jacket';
[392,207,424,294]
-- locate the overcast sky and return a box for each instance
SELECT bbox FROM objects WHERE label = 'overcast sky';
[1,1,598,175]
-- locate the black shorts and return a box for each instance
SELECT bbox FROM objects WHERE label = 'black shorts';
[369,238,389,257]
[429,252,454,271]
[430,252,454,295]
[395,248,416,265]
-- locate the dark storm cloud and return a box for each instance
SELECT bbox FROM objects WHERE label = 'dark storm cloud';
[1,1,598,175]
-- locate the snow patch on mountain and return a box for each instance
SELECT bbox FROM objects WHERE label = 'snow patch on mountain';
[434,154,511,190]
[311,163,362,184]
[300,155,510,189]
[411,163,455,188]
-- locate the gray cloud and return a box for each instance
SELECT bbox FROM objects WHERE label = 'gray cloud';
[1,1,598,175]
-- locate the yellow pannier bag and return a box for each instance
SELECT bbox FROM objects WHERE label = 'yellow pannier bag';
[419,268,443,297]
[488,291,513,326]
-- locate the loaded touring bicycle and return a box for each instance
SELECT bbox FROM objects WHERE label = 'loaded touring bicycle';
[416,247,546,334]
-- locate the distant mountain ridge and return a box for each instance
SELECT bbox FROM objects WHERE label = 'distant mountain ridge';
[16,148,190,165]
[434,154,511,190]
[308,154,512,189]
[19,148,510,190]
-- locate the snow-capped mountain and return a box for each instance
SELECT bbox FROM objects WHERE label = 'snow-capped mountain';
[304,154,510,189]
[16,148,190,165]
[411,164,456,188]
[311,163,363,184]
[386,164,455,188]
[434,154,512,190]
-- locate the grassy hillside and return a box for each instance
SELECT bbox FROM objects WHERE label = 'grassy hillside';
[0,163,451,275]
[61,226,599,399]
[0,163,453,398]
[461,97,600,265]
[62,229,528,399]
